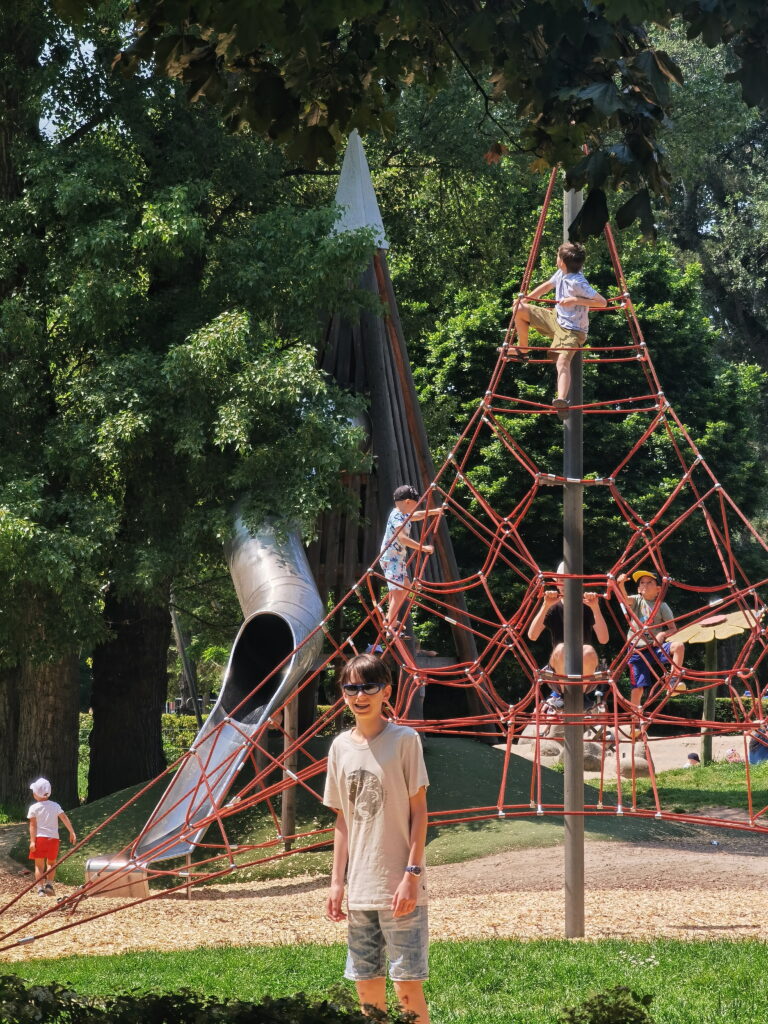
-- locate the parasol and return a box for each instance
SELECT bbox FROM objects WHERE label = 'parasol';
[668,607,761,763]
[668,609,760,645]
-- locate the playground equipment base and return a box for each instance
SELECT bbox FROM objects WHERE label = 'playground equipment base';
[85,856,149,898]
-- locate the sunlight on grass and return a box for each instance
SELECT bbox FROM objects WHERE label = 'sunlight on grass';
[602,760,768,814]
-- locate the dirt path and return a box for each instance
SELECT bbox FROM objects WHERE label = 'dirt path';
[1,826,766,962]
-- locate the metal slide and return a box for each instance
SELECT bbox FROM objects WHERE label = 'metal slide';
[131,517,324,864]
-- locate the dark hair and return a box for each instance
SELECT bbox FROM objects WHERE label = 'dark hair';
[558,241,586,273]
[393,484,419,503]
[339,654,392,691]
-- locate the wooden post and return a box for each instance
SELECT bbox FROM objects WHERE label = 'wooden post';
[255,726,269,784]
[281,699,299,851]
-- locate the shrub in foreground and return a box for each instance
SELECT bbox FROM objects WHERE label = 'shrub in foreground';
[0,975,657,1024]
[559,985,655,1024]
[0,977,404,1024]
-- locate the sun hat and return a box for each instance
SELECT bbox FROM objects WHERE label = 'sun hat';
[29,777,51,799]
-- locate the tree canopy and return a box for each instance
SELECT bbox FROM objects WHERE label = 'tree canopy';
[60,0,768,236]
[0,0,375,803]
[654,25,768,368]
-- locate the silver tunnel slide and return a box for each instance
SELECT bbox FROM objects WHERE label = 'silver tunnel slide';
[84,142,376,885]
[132,518,324,864]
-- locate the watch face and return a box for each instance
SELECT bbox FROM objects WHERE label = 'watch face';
[407,865,422,875]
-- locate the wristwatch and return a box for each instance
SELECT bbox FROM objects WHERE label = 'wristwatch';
[404,865,422,876]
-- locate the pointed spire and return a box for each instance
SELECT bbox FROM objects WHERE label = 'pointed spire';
[333,129,388,249]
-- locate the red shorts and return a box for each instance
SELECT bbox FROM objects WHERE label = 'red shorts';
[29,836,59,861]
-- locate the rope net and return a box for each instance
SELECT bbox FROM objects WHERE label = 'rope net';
[3,170,768,952]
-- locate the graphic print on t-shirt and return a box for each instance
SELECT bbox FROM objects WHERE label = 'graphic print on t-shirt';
[348,768,384,821]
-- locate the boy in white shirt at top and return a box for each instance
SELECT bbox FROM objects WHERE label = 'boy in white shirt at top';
[324,654,430,1022]
[27,777,76,897]
[514,241,607,418]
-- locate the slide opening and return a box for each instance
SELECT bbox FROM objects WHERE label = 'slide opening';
[223,613,295,723]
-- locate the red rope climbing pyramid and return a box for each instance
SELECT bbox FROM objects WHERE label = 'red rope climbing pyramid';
[3,170,767,954]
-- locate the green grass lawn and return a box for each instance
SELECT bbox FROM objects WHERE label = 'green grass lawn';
[4,938,768,1023]
[602,759,768,814]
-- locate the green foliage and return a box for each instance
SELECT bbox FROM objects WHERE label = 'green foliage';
[159,714,201,765]
[61,1,768,237]
[75,713,219,801]
[656,25,768,367]
[0,975,411,1024]
[0,974,83,1024]
[0,4,375,667]
[559,986,654,1024]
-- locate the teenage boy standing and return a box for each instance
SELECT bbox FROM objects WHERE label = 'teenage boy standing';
[324,654,430,1022]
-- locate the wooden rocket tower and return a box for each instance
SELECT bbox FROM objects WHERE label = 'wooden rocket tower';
[307,132,476,668]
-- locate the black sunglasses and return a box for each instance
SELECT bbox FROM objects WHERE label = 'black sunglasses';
[342,682,386,696]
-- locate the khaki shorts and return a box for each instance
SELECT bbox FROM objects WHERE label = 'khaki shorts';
[525,304,587,352]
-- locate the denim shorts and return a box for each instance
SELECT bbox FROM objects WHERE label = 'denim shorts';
[629,644,671,688]
[345,906,429,981]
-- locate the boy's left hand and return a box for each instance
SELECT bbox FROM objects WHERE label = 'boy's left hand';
[391,872,419,917]
[326,881,347,922]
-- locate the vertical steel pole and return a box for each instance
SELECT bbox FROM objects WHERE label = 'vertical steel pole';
[701,596,722,763]
[562,188,585,938]
[701,640,717,763]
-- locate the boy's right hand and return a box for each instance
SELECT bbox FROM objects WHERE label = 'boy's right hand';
[543,589,560,607]
[326,882,347,922]
[422,544,434,555]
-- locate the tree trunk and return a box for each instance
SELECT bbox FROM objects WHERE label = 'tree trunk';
[0,3,45,205]
[88,592,171,801]
[0,656,79,811]
[0,667,21,809]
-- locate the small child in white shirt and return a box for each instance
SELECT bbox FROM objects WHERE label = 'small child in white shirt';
[27,777,76,897]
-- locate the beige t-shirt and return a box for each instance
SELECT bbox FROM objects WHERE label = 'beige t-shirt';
[626,594,674,648]
[323,722,429,910]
